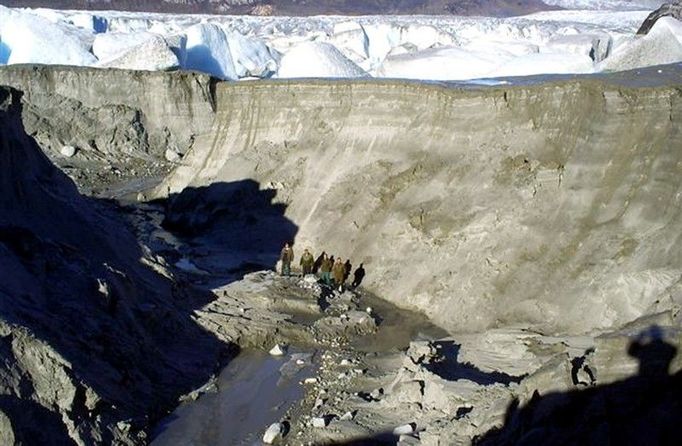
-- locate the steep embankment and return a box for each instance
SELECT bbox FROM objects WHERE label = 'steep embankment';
[0,86,228,445]
[159,69,682,335]
[0,66,216,193]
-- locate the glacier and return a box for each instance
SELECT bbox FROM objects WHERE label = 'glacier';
[0,2,678,81]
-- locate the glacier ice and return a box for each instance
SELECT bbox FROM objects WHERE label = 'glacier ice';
[0,3,679,80]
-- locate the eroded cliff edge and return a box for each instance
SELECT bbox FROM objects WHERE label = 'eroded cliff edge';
[160,70,682,335]
[2,65,681,337]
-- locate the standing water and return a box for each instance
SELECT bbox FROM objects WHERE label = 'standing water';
[152,350,316,446]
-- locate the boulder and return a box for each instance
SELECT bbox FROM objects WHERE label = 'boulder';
[60,145,77,157]
[262,422,284,444]
[269,344,287,356]
[393,423,416,435]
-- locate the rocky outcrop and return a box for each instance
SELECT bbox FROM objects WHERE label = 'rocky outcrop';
[0,66,216,193]
[157,66,682,335]
[636,1,682,35]
[0,86,228,444]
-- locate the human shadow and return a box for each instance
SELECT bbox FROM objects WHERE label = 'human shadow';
[0,87,296,443]
[425,340,526,385]
[475,326,681,445]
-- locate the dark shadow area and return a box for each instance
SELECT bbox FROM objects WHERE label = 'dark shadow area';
[475,326,682,446]
[425,341,526,385]
[0,87,296,443]
[0,395,76,445]
[160,179,297,271]
[328,431,400,445]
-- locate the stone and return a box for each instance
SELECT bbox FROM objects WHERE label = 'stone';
[165,149,181,163]
[263,422,284,444]
[60,145,77,157]
[340,410,356,421]
[312,416,330,428]
[393,423,417,435]
[269,344,287,356]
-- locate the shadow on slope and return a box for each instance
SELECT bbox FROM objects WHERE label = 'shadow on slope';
[425,340,526,385]
[0,87,297,443]
[160,179,298,274]
[474,327,681,446]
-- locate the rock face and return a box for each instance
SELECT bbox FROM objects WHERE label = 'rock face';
[637,1,682,35]
[157,68,682,335]
[0,86,228,444]
[0,65,216,193]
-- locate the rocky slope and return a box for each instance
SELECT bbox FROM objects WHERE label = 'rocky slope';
[0,66,216,194]
[0,85,232,444]
[157,67,682,335]
[2,64,680,336]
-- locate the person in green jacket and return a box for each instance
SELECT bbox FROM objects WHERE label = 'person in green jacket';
[319,253,332,285]
[300,248,314,276]
[332,257,346,291]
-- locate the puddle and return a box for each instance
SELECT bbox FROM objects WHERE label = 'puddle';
[353,292,449,353]
[151,350,316,446]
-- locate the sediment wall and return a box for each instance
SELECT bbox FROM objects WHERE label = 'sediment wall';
[161,73,682,334]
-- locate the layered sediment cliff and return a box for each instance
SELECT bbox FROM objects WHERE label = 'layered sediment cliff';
[2,65,681,337]
[0,66,216,193]
[159,70,682,334]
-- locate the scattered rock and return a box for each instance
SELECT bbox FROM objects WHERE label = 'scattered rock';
[340,410,357,421]
[269,344,287,356]
[311,416,330,428]
[393,423,417,435]
[61,145,77,157]
[165,149,182,162]
[263,422,285,444]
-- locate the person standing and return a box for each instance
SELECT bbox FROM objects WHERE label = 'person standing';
[319,253,332,286]
[280,242,294,276]
[300,248,314,276]
[332,257,346,292]
[352,263,366,288]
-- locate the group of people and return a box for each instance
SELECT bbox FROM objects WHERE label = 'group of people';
[280,243,366,291]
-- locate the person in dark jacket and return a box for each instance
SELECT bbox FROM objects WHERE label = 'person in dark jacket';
[280,242,294,276]
[352,263,366,288]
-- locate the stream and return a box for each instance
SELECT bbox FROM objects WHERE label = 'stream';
[149,290,446,445]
